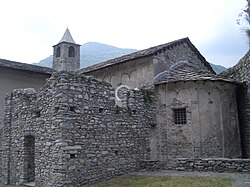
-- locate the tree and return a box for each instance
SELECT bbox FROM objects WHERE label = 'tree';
[246,0,250,39]
[237,0,250,47]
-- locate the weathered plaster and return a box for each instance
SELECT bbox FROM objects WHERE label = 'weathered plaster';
[155,81,241,160]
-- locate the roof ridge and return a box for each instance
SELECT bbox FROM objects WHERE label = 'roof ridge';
[0,58,53,74]
[79,37,191,73]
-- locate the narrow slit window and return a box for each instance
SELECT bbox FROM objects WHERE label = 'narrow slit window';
[173,108,187,124]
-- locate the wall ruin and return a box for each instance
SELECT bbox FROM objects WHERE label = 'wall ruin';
[0,71,155,186]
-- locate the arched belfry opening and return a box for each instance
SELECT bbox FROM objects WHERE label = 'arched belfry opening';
[69,46,75,57]
[52,28,80,71]
[23,135,35,183]
[56,47,61,57]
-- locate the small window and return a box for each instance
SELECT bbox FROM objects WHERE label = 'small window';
[33,110,41,118]
[54,107,59,113]
[69,106,75,112]
[99,108,104,113]
[69,46,75,57]
[56,47,61,57]
[70,154,76,159]
[173,108,187,124]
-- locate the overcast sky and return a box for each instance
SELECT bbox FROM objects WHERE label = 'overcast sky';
[0,0,248,67]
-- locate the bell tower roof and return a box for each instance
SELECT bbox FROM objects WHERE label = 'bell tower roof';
[58,28,76,44]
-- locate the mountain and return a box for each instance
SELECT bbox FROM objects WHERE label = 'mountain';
[35,55,53,68]
[209,63,227,74]
[34,42,137,68]
[34,42,227,74]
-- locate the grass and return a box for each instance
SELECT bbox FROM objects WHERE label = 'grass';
[0,175,235,187]
[86,175,235,187]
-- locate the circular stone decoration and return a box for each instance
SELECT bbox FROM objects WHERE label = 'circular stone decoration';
[115,85,130,101]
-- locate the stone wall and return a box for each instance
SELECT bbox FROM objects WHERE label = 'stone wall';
[1,88,38,185]
[140,158,250,173]
[222,51,250,158]
[155,80,241,162]
[83,56,155,88]
[176,158,250,173]
[83,41,212,89]
[1,93,12,184]
[244,84,250,157]
[153,41,211,76]
[0,71,154,186]
[53,42,80,71]
[236,84,250,158]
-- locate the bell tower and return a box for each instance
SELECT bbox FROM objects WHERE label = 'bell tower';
[53,28,80,71]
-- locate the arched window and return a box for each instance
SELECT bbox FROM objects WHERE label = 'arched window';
[56,47,61,57]
[121,73,130,85]
[69,46,75,57]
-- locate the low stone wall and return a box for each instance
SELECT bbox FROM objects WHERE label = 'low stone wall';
[140,160,163,171]
[176,158,250,173]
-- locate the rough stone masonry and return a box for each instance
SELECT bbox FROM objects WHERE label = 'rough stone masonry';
[0,28,250,186]
[0,71,155,186]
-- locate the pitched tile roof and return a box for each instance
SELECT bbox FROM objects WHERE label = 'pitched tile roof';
[154,62,239,85]
[0,58,53,75]
[80,37,214,74]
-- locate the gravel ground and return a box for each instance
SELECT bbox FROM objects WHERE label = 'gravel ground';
[132,170,250,187]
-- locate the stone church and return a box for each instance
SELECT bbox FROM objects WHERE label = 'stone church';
[0,29,249,186]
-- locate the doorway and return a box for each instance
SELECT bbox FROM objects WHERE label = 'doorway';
[23,135,35,182]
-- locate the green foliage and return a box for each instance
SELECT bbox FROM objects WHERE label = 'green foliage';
[142,89,152,105]
[246,28,250,39]
[126,107,133,116]
[237,1,250,47]
[220,67,238,78]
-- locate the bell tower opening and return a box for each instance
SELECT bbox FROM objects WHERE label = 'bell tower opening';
[69,46,75,57]
[56,47,61,57]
